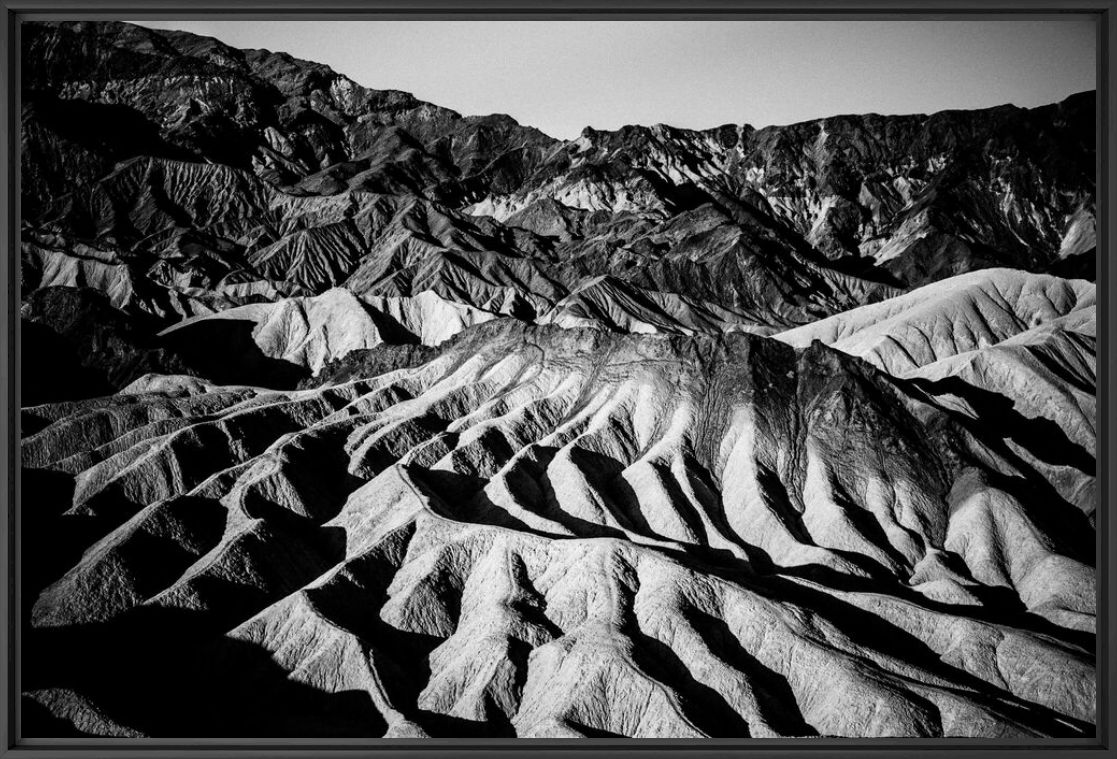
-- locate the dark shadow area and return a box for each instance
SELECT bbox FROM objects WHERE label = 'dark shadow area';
[364,305,422,345]
[70,420,250,531]
[301,343,439,387]
[566,447,659,538]
[23,486,354,736]
[1045,247,1095,281]
[685,607,818,736]
[20,407,58,438]
[161,318,310,389]
[567,722,626,738]
[504,636,538,719]
[517,445,631,540]
[180,520,348,631]
[97,496,228,598]
[20,320,114,406]
[20,287,195,406]
[411,709,514,739]
[299,525,515,738]
[904,376,1096,570]
[22,603,387,737]
[627,626,753,737]
[907,374,1095,474]
[409,468,539,536]
[21,93,198,220]
[20,696,91,738]
[20,468,86,613]
[754,464,814,547]
[238,427,367,524]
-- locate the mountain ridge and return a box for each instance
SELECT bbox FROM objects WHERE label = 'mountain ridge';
[23,21,1094,289]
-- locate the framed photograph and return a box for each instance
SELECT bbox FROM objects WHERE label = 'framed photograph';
[2,1,1113,756]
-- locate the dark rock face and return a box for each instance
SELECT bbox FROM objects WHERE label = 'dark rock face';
[18,19,1096,740]
[299,343,441,389]
[20,287,197,405]
[21,21,556,202]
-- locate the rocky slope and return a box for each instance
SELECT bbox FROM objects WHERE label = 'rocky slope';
[19,20,1097,739]
[22,320,1096,738]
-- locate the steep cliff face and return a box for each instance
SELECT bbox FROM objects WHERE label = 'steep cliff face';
[19,20,1097,740]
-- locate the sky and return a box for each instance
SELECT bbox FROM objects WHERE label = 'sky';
[134,19,1096,140]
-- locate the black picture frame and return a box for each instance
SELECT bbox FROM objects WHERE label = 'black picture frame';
[2,1,1113,756]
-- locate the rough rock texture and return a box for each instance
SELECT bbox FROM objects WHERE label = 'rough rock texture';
[23,320,1095,738]
[19,19,1096,740]
[776,269,1098,506]
[21,20,1094,337]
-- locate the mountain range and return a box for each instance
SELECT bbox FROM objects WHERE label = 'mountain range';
[19,20,1097,739]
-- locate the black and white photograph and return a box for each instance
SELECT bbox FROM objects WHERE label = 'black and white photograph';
[12,11,1104,742]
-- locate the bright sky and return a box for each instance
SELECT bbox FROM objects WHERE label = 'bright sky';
[133,19,1097,140]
